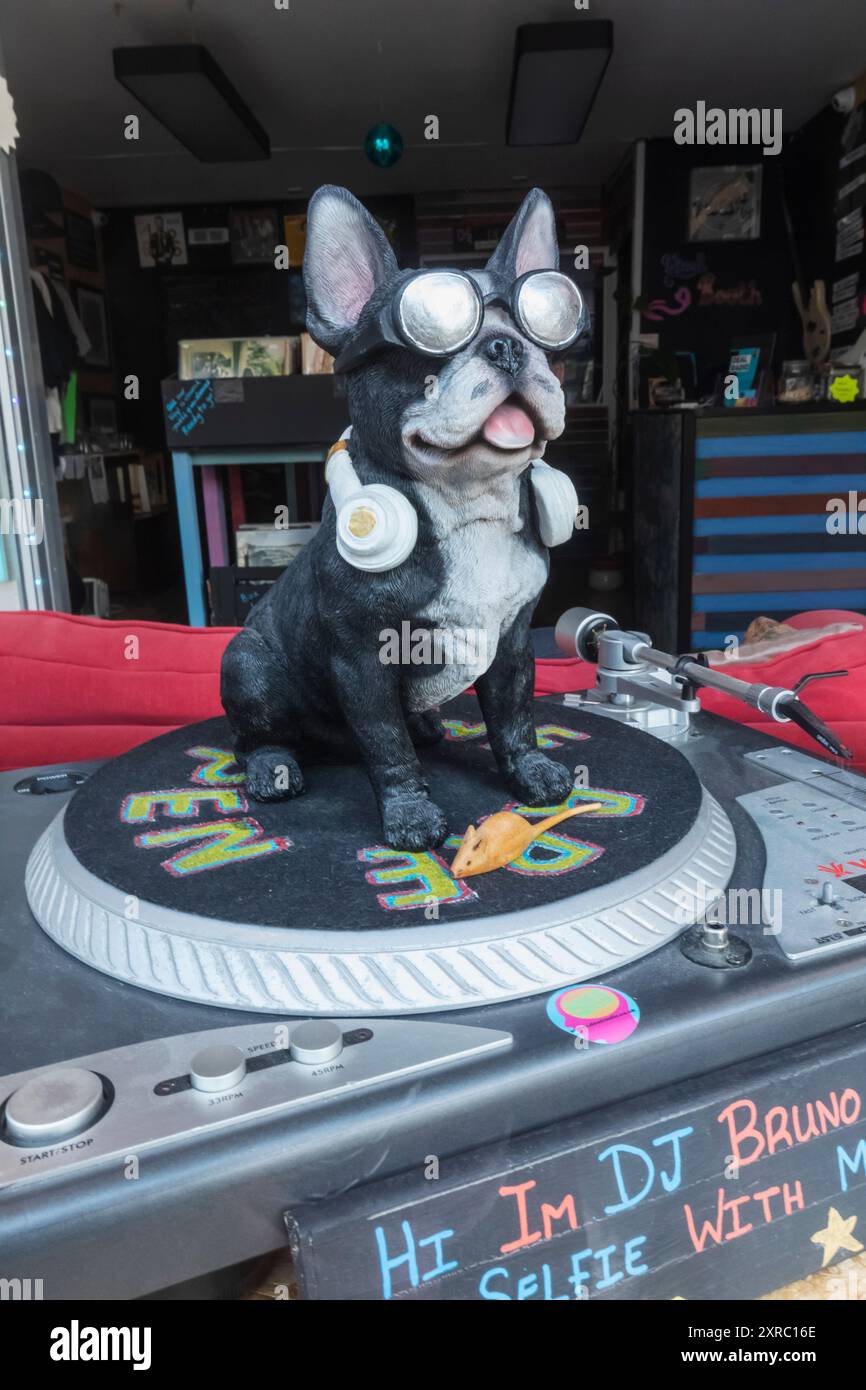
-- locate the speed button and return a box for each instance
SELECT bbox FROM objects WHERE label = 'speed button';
[190,1044,246,1093]
[289,1021,344,1065]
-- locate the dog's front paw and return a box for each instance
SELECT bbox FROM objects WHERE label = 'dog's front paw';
[382,793,448,850]
[506,751,573,808]
[244,747,305,802]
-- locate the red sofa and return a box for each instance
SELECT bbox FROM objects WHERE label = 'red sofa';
[0,612,236,770]
[1,610,864,773]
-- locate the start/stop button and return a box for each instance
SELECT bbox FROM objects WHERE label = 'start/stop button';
[14,770,88,795]
[4,1067,106,1143]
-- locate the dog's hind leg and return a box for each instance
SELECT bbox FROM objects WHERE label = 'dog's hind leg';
[220,628,305,802]
[330,648,448,850]
[406,709,444,747]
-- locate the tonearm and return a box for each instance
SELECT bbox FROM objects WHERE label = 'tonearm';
[555,608,852,761]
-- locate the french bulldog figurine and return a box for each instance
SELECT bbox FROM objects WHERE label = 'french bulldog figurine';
[221,184,585,850]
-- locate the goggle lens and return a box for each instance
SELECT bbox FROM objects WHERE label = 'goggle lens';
[516,271,585,351]
[396,272,483,356]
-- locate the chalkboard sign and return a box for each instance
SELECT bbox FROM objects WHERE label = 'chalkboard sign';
[286,1023,866,1300]
[161,374,345,448]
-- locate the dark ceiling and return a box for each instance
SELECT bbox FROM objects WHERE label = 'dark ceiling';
[2,0,865,205]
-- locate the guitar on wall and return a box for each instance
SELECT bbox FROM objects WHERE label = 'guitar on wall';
[779,165,832,365]
[792,279,832,365]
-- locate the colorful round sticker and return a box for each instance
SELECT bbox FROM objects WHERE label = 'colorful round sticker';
[546,983,640,1045]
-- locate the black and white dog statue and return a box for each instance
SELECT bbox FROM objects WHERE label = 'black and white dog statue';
[221,185,585,850]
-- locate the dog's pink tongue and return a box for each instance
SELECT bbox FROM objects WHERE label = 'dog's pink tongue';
[481,402,535,450]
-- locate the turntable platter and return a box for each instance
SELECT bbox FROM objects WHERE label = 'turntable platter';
[25,696,736,1014]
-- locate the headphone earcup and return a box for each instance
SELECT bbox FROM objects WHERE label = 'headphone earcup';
[326,443,418,572]
[335,484,418,572]
[530,461,578,547]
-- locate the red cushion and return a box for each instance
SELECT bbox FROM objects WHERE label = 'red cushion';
[786,608,865,629]
[2,611,864,775]
[701,627,865,774]
[0,612,237,771]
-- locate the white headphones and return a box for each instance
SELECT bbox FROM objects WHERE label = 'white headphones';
[326,426,579,572]
[529,459,580,548]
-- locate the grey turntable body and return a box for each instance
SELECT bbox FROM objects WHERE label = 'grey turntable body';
[3,710,866,1298]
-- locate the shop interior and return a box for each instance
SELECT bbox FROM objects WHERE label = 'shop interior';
[2,0,863,643]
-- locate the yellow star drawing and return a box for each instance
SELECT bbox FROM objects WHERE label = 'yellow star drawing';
[810,1207,864,1268]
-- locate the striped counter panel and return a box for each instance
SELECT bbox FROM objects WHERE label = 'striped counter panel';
[692,413,866,649]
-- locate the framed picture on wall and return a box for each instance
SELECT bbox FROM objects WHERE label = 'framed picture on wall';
[134,212,189,268]
[230,207,279,264]
[76,288,112,367]
[688,166,762,242]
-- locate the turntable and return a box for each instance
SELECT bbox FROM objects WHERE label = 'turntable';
[3,610,866,1300]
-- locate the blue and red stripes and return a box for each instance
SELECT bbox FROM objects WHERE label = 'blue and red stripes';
[690,417,866,647]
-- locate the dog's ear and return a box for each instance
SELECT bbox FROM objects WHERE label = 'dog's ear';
[303,186,398,354]
[485,187,559,280]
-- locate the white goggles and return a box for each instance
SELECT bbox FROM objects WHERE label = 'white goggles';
[334,269,586,373]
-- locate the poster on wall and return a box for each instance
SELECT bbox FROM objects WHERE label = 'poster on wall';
[134,212,189,267]
[282,214,307,265]
[688,165,762,242]
[230,207,279,264]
